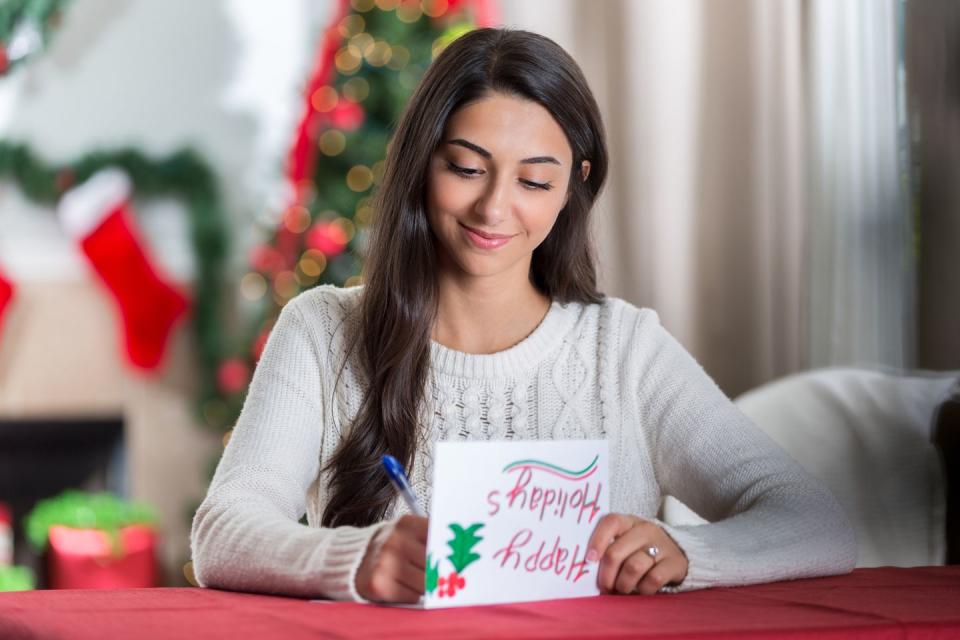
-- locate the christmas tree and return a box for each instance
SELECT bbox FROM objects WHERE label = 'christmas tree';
[204,0,497,430]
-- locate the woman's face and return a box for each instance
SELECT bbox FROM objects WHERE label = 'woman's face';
[425,91,585,286]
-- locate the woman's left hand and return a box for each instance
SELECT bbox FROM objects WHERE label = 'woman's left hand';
[586,513,688,595]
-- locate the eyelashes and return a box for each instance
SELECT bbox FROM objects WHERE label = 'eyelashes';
[446,161,553,191]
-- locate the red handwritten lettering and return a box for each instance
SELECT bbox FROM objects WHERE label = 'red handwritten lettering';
[493,530,593,584]
[493,528,532,570]
[505,467,532,509]
[577,482,603,525]
[487,490,501,516]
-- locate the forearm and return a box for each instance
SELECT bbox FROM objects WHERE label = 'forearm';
[190,489,392,601]
[658,481,857,591]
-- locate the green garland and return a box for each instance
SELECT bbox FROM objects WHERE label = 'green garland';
[0,142,231,424]
[24,489,157,556]
[0,0,71,75]
[0,565,35,591]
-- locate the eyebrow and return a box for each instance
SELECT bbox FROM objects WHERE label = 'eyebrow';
[445,138,562,165]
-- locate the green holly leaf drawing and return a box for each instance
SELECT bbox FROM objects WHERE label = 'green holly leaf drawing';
[447,522,484,574]
[425,552,440,594]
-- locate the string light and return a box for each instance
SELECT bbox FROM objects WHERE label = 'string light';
[335,217,357,242]
[386,45,410,70]
[310,86,338,112]
[349,32,375,57]
[375,0,400,10]
[240,272,267,301]
[351,0,375,11]
[299,249,328,277]
[345,275,365,288]
[421,0,449,18]
[365,40,393,67]
[342,77,370,102]
[283,205,311,233]
[335,46,363,74]
[397,1,423,23]
[355,198,375,226]
[338,14,365,38]
[347,165,375,192]
[202,399,229,428]
[273,270,299,300]
[372,160,386,185]
[319,129,347,156]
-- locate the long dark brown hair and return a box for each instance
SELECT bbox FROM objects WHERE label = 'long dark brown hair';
[321,27,609,528]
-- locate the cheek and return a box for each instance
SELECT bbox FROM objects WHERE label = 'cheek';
[518,196,566,242]
[428,172,478,217]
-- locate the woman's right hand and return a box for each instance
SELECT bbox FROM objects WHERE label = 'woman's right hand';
[355,514,428,603]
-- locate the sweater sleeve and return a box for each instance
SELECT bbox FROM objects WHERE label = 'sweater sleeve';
[189,296,392,601]
[631,310,857,590]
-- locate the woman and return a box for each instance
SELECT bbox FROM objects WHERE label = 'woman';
[190,27,856,604]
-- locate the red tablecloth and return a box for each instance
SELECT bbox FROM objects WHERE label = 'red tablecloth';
[1,567,958,639]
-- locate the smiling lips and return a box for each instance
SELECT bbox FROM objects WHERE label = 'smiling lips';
[460,222,515,249]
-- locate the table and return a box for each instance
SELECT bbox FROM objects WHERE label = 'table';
[1,567,958,639]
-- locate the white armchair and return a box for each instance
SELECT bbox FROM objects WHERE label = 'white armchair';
[661,367,959,568]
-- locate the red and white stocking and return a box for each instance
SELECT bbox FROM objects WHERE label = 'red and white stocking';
[0,263,14,340]
[57,168,190,371]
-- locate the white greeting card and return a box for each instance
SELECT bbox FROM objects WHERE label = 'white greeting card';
[420,439,609,608]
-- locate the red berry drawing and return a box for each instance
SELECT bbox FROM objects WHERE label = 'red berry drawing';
[437,571,466,597]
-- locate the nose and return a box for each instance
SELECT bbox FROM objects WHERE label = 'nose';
[473,172,510,226]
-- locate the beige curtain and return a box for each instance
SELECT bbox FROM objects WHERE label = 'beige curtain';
[503,0,807,397]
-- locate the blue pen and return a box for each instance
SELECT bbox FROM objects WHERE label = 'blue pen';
[381,454,427,517]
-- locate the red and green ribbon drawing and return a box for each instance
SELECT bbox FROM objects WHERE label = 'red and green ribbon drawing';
[502,454,598,481]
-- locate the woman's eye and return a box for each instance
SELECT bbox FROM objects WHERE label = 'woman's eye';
[447,161,482,176]
[521,180,553,191]
[447,161,552,191]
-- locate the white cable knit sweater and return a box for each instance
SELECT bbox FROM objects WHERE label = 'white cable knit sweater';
[190,284,856,602]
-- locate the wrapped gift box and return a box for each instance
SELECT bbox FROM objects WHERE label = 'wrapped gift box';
[47,524,157,589]
[0,502,11,566]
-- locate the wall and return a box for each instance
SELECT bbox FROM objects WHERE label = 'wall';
[0,0,330,584]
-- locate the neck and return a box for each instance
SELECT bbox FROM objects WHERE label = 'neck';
[432,262,551,355]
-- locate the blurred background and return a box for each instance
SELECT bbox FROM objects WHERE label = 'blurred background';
[0,0,957,590]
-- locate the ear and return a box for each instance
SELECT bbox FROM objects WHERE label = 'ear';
[564,160,593,208]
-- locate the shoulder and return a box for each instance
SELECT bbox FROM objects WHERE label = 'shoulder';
[579,295,663,345]
[285,284,363,327]
[278,284,364,355]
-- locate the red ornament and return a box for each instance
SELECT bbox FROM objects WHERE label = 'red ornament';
[249,244,285,275]
[217,358,251,395]
[0,264,14,342]
[252,325,271,362]
[0,44,8,75]
[306,221,348,257]
[327,101,365,132]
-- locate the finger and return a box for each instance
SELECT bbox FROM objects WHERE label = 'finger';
[366,549,425,602]
[636,555,687,596]
[369,572,422,604]
[394,556,427,595]
[597,526,652,592]
[391,580,423,604]
[587,513,633,563]
[381,530,427,571]
[614,549,655,595]
[397,515,429,544]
